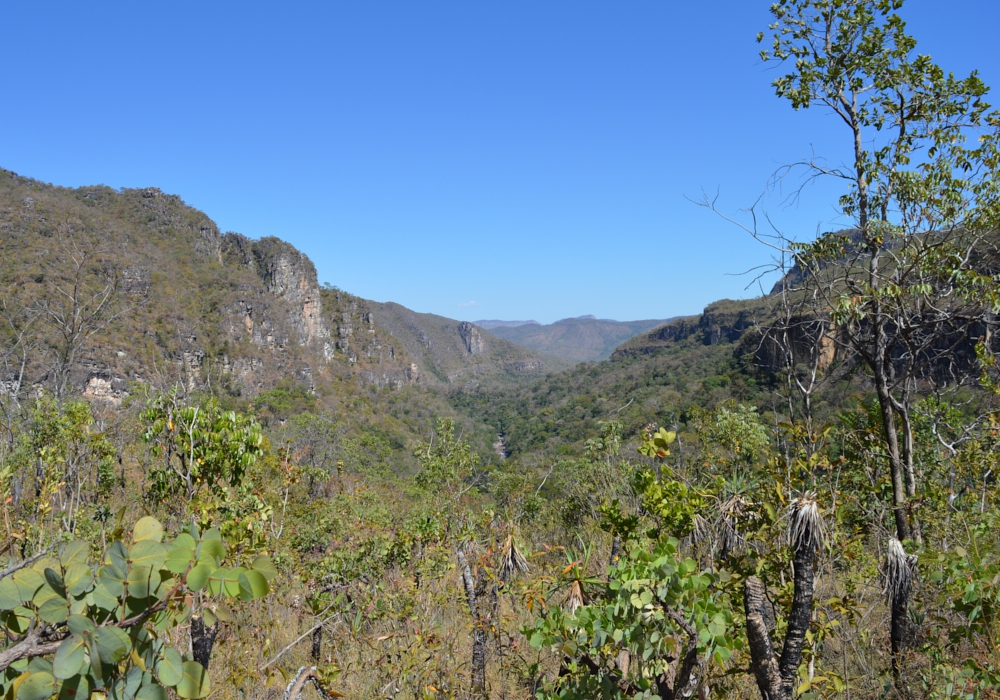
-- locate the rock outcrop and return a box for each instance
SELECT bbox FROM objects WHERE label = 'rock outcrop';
[458,322,486,355]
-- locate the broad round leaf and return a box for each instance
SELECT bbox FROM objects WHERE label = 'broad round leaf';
[93,626,131,663]
[58,541,90,569]
[156,648,183,687]
[136,684,168,700]
[63,564,93,598]
[127,565,153,599]
[90,582,120,612]
[38,595,70,624]
[198,538,225,560]
[185,563,213,592]
[237,571,269,601]
[0,577,20,610]
[13,568,44,602]
[66,614,95,636]
[43,569,67,599]
[106,541,129,573]
[129,541,167,570]
[172,533,197,552]
[175,661,211,699]
[133,517,164,544]
[222,567,247,599]
[249,556,278,581]
[164,547,194,575]
[98,564,126,598]
[53,634,87,680]
[57,674,89,700]
[15,672,57,700]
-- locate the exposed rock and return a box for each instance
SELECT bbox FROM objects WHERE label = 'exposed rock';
[251,237,329,346]
[458,322,486,355]
[82,373,128,405]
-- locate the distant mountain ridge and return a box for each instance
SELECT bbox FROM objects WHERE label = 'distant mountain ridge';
[474,320,540,329]
[480,315,680,363]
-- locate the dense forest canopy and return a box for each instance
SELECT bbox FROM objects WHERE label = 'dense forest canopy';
[2,1,1000,699]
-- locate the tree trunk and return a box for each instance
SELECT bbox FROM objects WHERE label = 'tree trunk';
[744,523,819,700]
[190,613,218,670]
[874,375,910,542]
[311,624,322,661]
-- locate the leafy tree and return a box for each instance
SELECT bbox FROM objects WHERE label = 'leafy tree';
[140,391,264,503]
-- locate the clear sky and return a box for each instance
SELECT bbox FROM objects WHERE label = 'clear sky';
[2,2,997,324]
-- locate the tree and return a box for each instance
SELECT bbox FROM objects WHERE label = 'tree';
[749,0,1000,684]
[754,0,1000,544]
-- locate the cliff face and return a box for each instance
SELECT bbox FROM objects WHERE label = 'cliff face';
[611,296,782,360]
[0,169,418,401]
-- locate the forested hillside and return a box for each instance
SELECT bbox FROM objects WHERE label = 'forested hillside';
[3,2,1000,700]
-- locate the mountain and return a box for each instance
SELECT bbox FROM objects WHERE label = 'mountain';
[0,169,558,409]
[370,303,571,390]
[473,319,540,330]
[481,315,680,363]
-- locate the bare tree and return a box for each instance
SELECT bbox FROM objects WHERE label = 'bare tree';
[35,234,130,400]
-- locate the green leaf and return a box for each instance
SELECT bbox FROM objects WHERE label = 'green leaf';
[127,565,153,599]
[43,569,67,599]
[59,541,90,569]
[13,568,44,602]
[198,539,225,560]
[93,626,131,664]
[164,547,194,575]
[38,595,70,624]
[63,564,92,598]
[136,684,169,700]
[186,563,213,592]
[133,517,164,544]
[172,533,197,552]
[129,541,167,570]
[175,661,211,699]
[0,577,20,610]
[202,609,217,627]
[90,582,120,612]
[66,615,95,635]
[156,648,184,687]
[53,634,87,679]
[15,672,57,700]
[98,564,126,598]
[57,674,89,700]
[222,567,247,598]
[106,541,129,572]
[237,570,269,601]
[249,556,278,581]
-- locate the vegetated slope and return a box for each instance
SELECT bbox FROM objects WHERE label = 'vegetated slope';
[451,303,777,458]
[483,315,679,362]
[0,168,537,460]
[369,302,573,390]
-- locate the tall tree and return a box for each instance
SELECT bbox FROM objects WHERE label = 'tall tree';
[756,0,1000,544]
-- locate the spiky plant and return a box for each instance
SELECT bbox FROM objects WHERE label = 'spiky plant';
[882,537,918,681]
[788,493,825,553]
[498,531,530,584]
[564,580,586,615]
[882,537,917,606]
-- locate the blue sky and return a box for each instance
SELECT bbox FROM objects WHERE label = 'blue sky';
[2,1,997,323]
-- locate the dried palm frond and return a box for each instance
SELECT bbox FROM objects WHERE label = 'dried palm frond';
[715,495,750,557]
[788,493,825,553]
[498,532,530,583]
[564,580,586,615]
[882,538,917,606]
[690,513,713,546]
